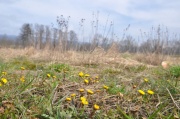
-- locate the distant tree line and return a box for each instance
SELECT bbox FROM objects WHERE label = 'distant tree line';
[0,19,180,55]
[118,25,180,55]
[16,21,84,52]
[0,34,16,47]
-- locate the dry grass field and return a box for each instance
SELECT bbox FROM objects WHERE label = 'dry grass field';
[0,47,180,119]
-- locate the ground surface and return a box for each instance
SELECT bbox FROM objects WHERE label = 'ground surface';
[0,48,180,119]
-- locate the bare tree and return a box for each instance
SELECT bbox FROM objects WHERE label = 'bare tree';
[56,15,70,52]
[69,30,78,50]
[45,26,51,49]
[35,24,44,49]
[119,35,137,53]
[19,23,32,48]
[52,28,58,49]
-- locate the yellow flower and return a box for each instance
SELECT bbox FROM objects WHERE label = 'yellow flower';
[0,82,2,86]
[95,76,99,79]
[93,104,100,110]
[79,89,84,92]
[20,76,25,82]
[80,96,87,101]
[84,79,89,84]
[47,74,51,78]
[87,89,94,94]
[138,90,145,95]
[147,90,154,95]
[79,72,84,77]
[85,74,90,77]
[71,93,76,97]
[2,72,7,75]
[21,67,25,70]
[53,76,56,79]
[80,97,88,105]
[66,97,71,101]
[82,100,88,105]
[144,78,148,82]
[103,85,109,90]
[1,78,7,84]
[87,89,94,95]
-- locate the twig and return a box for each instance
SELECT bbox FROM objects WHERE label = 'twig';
[166,88,180,110]
[156,94,161,107]
[52,84,59,105]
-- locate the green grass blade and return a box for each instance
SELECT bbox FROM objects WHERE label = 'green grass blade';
[148,103,166,119]
[117,106,133,119]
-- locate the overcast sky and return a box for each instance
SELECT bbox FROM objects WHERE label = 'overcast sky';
[0,0,180,40]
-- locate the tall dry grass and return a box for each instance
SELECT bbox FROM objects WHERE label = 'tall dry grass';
[1,46,179,68]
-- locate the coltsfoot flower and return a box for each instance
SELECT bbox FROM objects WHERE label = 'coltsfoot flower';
[103,85,109,90]
[138,90,145,95]
[47,74,51,78]
[147,90,154,95]
[79,89,84,92]
[80,96,88,105]
[84,79,89,84]
[93,104,100,110]
[87,89,94,94]
[144,78,148,82]
[20,76,25,82]
[79,72,84,77]
[80,96,86,101]
[85,74,90,77]
[21,67,25,70]
[1,78,7,84]
[66,97,71,101]
[2,72,7,75]
[82,100,88,105]
[71,93,76,97]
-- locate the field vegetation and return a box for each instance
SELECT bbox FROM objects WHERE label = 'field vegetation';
[0,48,179,119]
[0,14,180,119]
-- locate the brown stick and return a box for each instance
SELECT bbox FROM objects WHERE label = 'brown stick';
[166,88,180,110]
